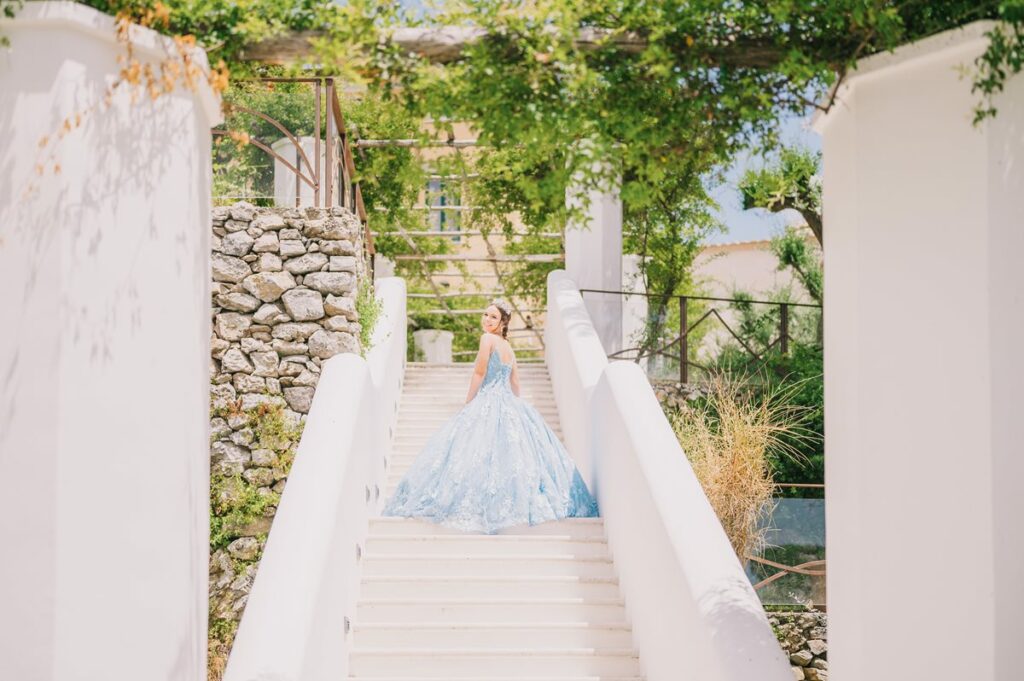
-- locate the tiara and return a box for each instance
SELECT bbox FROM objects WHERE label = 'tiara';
[490,298,512,316]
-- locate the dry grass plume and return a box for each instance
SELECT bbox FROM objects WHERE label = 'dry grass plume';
[670,375,814,560]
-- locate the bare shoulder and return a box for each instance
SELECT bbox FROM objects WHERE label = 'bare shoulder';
[478,333,497,349]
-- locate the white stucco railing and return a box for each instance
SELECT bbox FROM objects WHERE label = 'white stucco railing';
[223,278,406,681]
[544,270,791,681]
[366,277,408,506]
[544,270,609,487]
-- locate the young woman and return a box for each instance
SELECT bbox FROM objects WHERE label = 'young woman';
[382,298,599,533]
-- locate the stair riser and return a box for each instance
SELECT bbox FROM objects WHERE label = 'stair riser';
[351,626,635,649]
[395,411,565,421]
[386,483,598,500]
[384,458,562,477]
[355,602,627,624]
[390,433,562,448]
[402,379,554,385]
[391,428,563,440]
[360,580,620,599]
[365,539,610,559]
[399,402,556,408]
[401,388,554,392]
[361,558,617,579]
[367,519,605,538]
[400,393,557,400]
[348,653,641,677]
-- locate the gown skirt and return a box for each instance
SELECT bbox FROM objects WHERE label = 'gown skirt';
[381,349,600,534]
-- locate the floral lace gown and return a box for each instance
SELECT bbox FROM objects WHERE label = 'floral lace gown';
[381,347,599,533]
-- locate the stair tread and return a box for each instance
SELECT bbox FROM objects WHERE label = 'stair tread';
[364,554,612,561]
[362,576,617,582]
[350,677,642,680]
[358,598,624,605]
[351,648,638,656]
[353,622,631,629]
[369,534,604,542]
[350,363,640,677]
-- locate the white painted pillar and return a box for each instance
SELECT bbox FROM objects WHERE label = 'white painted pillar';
[413,329,454,363]
[272,135,339,208]
[0,4,222,680]
[813,21,1023,681]
[621,254,649,370]
[373,253,396,280]
[565,152,623,355]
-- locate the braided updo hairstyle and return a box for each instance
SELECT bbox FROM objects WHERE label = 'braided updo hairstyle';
[490,299,512,339]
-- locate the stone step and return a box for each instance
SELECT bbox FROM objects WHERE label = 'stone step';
[349,677,642,681]
[360,554,617,578]
[393,423,562,435]
[367,518,604,538]
[365,535,610,559]
[347,648,641,677]
[359,576,621,599]
[355,598,628,624]
[403,364,552,368]
[399,394,556,403]
[351,622,634,649]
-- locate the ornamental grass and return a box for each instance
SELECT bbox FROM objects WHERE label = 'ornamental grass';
[670,374,815,561]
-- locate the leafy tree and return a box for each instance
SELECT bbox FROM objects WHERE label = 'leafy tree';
[318,0,1024,236]
[740,146,823,246]
[622,171,720,359]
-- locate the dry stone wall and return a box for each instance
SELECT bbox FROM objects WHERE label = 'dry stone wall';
[770,610,829,680]
[210,202,367,415]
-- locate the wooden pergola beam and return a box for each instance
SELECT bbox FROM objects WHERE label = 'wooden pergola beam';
[242,26,648,65]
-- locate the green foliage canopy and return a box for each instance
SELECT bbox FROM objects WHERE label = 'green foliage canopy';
[324,0,1024,229]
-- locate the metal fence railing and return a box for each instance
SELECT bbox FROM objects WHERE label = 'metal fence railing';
[579,288,823,384]
[212,76,374,258]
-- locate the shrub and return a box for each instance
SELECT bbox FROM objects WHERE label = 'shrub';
[355,283,384,356]
[670,376,814,559]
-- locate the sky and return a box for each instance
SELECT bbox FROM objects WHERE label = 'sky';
[706,115,822,245]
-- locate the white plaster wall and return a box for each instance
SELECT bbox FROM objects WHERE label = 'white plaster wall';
[694,240,815,302]
[814,21,1023,681]
[0,4,221,680]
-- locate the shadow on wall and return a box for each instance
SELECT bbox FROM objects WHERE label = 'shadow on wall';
[0,11,217,679]
[0,25,208,438]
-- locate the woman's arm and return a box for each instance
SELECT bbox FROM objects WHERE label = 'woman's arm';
[509,355,521,397]
[464,335,492,404]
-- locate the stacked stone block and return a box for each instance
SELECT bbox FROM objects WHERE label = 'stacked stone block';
[770,611,828,680]
[210,202,367,415]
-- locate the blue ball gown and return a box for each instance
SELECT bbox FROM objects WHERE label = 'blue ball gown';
[382,347,600,534]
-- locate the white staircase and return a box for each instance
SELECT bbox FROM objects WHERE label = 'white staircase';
[350,362,644,681]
